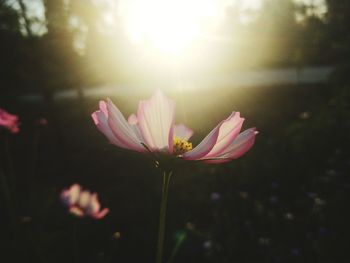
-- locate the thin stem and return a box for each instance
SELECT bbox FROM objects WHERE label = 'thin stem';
[166,232,187,263]
[31,129,40,176]
[2,136,16,218]
[156,171,172,263]
[0,168,16,231]
[105,234,121,263]
[73,220,80,262]
[4,136,15,194]
[25,226,48,263]
[1,137,17,252]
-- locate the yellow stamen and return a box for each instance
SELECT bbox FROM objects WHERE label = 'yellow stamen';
[173,137,192,155]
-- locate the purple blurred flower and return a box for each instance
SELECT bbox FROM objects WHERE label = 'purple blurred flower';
[37,118,48,126]
[210,192,221,201]
[60,184,109,219]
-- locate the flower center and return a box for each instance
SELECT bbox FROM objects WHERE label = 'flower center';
[173,137,192,155]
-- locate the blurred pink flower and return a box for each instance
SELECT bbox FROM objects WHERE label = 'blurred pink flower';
[60,184,109,219]
[36,118,48,126]
[0,108,20,133]
[92,90,257,163]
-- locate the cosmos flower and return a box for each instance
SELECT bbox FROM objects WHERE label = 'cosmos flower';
[60,184,109,219]
[92,90,257,163]
[0,108,20,133]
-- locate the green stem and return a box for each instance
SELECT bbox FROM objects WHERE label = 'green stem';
[167,232,187,263]
[156,171,172,263]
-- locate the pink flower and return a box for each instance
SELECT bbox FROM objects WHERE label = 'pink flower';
[36,118,48,126]
[92,90,257,163]
[0,108,20,133]
[60,184,109,219]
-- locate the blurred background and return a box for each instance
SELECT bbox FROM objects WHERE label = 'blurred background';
[0,0,350,262]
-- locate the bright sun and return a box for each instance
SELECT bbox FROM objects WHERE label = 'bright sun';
[118,0,227,54]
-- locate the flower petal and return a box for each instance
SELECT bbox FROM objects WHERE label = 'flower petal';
[0,108,20,133]
[182,122,222,160]
[92,208,109,219]
[128,114,138,125]
[106,99,146,152]
[92,102,129,148]
[174,124,194,141]
[204,112,244,158]
[60,184,81,206]
[137,90,175,152]
[204,128,258,164]
[183,112,241,160]
[87,193,101,214]
[127,113,146,143]
[69,206,85,217]
[87,194,109,219]
[69,184,81,205]
[78,191,91,209]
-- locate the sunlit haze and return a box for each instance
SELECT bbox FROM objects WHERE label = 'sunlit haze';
[8,0,328,90]
[118,0,230,54]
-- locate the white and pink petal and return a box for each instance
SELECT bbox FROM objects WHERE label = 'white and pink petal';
[128,114,138,125]
[87,193,100,214]
[92,208,109,219]
[182,122,221,160]
[137,90,175,152]
[221,128,258,159]
[183,112,241,160]
[92,105,128,148]
[69,206,85,217]
[204,112,244,158]
[204,128,258,163]
[60,184,81,206]
[78,191,91,209]
[106,99,146,152]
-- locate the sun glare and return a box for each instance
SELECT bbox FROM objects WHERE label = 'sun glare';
[118,0,226,54]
